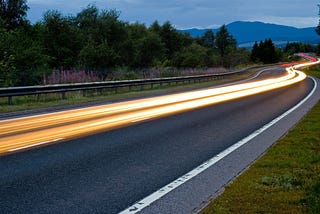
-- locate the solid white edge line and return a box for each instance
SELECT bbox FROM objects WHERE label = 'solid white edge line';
[119,76,317,214]
[239,67,276,82]
[8,138,65,152]
[210,67,278,89]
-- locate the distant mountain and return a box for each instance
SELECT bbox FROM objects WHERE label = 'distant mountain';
[179,21,320,48]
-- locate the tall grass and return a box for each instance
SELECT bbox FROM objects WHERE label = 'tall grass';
[43,67,230,84]
[46,70,100,84]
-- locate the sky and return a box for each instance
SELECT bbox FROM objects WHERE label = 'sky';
[27,0,320,29]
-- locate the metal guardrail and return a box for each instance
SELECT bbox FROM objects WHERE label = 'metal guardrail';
[0,65,267,105]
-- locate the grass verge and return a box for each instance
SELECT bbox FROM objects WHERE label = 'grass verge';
[0,69,258,113]
[201,68,320,213]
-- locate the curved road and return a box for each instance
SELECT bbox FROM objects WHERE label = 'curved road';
[0,67,318,213]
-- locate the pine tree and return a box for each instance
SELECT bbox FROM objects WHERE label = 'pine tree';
[251,41,259,62]
[317,4,320,35]
[251,39,278,64]
[201,29,215,48]
[215,24,236,58]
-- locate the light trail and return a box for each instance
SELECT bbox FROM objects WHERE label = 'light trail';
[0,61,318,155]
[0,69,295,135]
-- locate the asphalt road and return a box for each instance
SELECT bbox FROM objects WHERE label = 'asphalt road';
[0,69,315,214]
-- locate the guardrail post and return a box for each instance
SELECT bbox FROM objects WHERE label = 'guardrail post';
[8,96,12,105]
[62,92,66,99]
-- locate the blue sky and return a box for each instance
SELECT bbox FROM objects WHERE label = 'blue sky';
[27,0,319,29]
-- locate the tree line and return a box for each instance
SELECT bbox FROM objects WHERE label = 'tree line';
[0,0,318,87]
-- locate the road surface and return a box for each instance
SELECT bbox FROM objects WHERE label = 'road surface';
[0,65,318,213]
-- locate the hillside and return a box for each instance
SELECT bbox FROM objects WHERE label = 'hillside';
[179,21,320,48]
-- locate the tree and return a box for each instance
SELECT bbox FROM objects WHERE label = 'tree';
[262,38,278,63]
[226,48,251,67]
[215,25,236,66]
[200,29,215,48]
[78,39,117,70]
[317,4,320,35]
[149,20,161,34]
[159,21,183,59]
[76,5,125,45]
[0,3,262,86]
[134,32,164,68]
[0,50,15,86]
[317,21,320,36]
[76,5,126,68]
[251,41,259,62]
[42,10,82,69]
[251,39,279,64]
[0,26,50,86]
[284,42,318,55]
[172,42,208,68]
[0,0,29,30]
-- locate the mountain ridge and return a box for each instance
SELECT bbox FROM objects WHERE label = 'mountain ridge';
[179,21,320,48]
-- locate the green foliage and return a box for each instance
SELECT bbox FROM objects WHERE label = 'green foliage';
[149,21,161,34]
[0,0,29,30]
[259,173,302,190]
[317,4,320,36]
[42,10,82,69]
[200,29,215,48]
[76,5,123,42]
[224,48,251,67]
[75,5,129,69]
[305,182,320,213]
[316,24,320,36]
[0,2,254,87]
[284,42,318,55]
[134,31,164,68]
[251,39,279,64]
[215,25,236,57]
[172,42,208,68]
[0,51,15,86]
[250,42,259,62]
[0,26,50,86]
[79,38,119,70]
[159,21,178,58]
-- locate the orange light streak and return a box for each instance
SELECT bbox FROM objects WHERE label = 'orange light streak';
[0,61,318,155]
[0,70,295,135]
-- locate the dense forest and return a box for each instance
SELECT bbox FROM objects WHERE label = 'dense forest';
[0,0,318,87]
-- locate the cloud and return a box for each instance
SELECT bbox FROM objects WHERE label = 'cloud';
[27,0,320,28]
[245,16,318,28]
